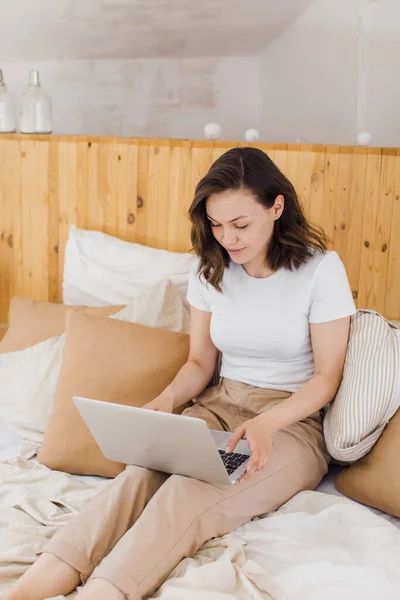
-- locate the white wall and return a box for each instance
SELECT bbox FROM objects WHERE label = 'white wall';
[259,0,400,147]
[366,0,400,147]
[3,0,399,145]
[2,56,260,140]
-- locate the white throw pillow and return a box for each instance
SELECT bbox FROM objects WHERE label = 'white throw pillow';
[324,310,400,463]
[0,279,189,458]
[0,335,65,457]
[63,225,195,307]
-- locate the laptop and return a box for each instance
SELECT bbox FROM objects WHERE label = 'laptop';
[73,396,251,485]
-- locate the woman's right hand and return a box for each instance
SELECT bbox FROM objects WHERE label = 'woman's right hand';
[142,394,174,413]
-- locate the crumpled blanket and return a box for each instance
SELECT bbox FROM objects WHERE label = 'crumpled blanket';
[1,458,400,600]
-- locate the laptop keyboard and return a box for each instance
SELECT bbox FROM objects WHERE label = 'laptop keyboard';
[218,449,249,475]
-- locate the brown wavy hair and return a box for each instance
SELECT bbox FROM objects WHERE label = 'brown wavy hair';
[189,147,327,292]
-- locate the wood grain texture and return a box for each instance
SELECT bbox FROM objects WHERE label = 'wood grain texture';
[316,146,340,250]
[20,139,50,301]
[358,148,394,314]
[0,134,399,323]
[332,147,367,303]
[385,149,400,319]
[0,139,19,320]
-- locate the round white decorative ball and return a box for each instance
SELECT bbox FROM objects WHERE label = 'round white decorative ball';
[357,131,372,146]
[245,128,260,142]
[204,122,222,140]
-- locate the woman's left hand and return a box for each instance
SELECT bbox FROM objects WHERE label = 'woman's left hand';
[226,414,275,483]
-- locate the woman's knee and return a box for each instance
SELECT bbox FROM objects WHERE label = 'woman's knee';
[115,465,168,491]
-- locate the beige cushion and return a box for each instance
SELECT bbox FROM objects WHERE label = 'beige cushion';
[0,280,190,458]
[323,310,400,463]
[335,408,400,518]
[38,311,190,477]
[0,297,124,354]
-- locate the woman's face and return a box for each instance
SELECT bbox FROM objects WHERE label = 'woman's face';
[205,188,284,269]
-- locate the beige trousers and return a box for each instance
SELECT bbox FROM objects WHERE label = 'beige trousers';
[43,378,329,599]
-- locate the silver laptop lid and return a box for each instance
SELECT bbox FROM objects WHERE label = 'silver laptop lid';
[73,396,243,485]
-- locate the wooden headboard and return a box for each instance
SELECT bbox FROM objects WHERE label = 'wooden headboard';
[0,135,399,336]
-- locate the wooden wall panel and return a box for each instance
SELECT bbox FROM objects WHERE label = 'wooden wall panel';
[296,145,326,219]
[284,144,306,211]
[309,146,339,250]
[20,140,50,302]
[331,147,367,302]
[136,141,149,247]
[0,134,400,327]
[305,146,326,226]
[359,148,395,315]
[87,141,101,234]
[0,139,19,325]
[166,141,192,252]
[190,142,215,201]
[385,149,400,319]
[146,141,171,250]
[116,142,138,244]
[268,143,288,174]
[57,140,79,302]
[47,138,59,302]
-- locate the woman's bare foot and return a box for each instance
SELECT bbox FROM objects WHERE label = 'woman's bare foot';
[3,553,81,600]
[77,578,125,600]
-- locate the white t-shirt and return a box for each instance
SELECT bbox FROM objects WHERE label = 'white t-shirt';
[186,251,356,392]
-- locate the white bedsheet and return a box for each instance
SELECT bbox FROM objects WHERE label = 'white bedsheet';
[1,418,400,600]
[0,417,20,462]
[47,497,400,600]
[1,456,399,600]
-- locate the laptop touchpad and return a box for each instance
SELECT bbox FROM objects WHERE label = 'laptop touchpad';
[209,429,250,454]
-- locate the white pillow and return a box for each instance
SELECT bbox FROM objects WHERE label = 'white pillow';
[0,279,189,458]
[63,225,195,307]
[0,335,65,457]
[324,310,400,463]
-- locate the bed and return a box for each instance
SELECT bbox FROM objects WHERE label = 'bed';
[1,136,400,599]
[1,416,400,600]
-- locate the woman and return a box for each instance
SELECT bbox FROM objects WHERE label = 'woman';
[5,147,356,600]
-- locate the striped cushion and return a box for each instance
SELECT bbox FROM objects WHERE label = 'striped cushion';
[324,310,400,463]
